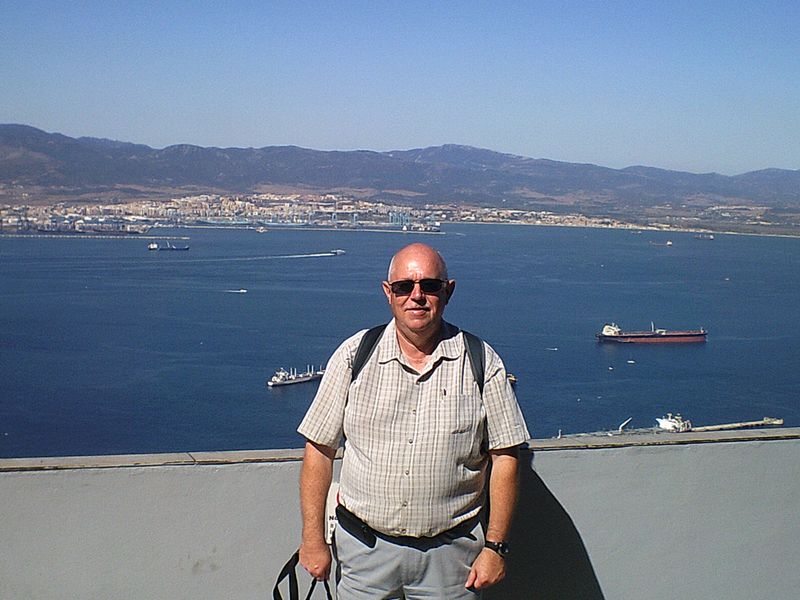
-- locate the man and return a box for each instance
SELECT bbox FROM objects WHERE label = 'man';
[297,243,530,599]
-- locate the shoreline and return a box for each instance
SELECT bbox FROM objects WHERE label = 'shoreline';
[171,224,445,235]
[0,233,190,240]
[451,220,800,239]
[2,220,799,240]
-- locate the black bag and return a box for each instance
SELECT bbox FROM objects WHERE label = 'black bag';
[272,550,333,600]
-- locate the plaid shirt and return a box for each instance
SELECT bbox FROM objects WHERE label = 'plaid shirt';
[298,320,530,537]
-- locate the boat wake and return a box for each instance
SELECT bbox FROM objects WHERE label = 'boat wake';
[165,251,343,264]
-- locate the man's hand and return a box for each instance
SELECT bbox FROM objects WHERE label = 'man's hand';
[299,538,332,581]
[465,548,506,590]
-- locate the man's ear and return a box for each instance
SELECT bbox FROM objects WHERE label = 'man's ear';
[445,280,456,304]
[382,281,392,304]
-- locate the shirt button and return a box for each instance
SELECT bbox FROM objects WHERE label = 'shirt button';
[402,501,408,507]
[404,469,410,475]
[408,438,413,444]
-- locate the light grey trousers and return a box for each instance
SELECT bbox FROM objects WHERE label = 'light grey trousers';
[333,519,484,600]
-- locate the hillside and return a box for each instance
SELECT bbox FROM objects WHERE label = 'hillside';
[1,125,798,217]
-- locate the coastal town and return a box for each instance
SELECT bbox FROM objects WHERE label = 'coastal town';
[0,191,783,236]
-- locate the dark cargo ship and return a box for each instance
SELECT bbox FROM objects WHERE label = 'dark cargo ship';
[596,323,707,344]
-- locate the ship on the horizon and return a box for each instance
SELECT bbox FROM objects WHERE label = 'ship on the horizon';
[596,322,707,344]
[266,366,325,388]
[148,241,189,251]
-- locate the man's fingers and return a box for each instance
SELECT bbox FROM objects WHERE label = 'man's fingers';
[465,567,477,589]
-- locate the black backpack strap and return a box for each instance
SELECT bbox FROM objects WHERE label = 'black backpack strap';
[272,551,300,600]
[350,323,485,397]
[350,324,388,383]
[462,330,485,397]
[272,550,333,600]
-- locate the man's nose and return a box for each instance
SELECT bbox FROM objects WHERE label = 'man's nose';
[409,282,425,301]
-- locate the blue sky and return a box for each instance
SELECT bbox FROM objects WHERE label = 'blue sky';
[1,0,798,175]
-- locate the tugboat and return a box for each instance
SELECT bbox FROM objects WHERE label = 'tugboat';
[656,413,692,432]
[266,366,325,388]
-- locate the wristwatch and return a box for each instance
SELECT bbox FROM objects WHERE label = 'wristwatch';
[484,540,510,557]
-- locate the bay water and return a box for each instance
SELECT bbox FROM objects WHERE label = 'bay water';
[1,224,798,458]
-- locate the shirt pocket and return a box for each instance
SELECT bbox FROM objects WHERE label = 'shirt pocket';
[439,393,482,434]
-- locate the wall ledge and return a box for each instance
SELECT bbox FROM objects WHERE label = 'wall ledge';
[3,427,799,472]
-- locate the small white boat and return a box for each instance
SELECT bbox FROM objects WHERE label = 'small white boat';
[147,242,159,251]
[656,413,692,432]
[330,249,346,255]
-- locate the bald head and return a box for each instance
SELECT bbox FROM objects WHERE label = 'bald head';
[387,243,449,282]
[383,243,455,348]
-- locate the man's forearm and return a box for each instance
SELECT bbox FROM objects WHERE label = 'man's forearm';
[485,448,520,541]
[465,448,521,590]
[299,441,336,544]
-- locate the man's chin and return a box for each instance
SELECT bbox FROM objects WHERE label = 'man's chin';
[402,318,436,333]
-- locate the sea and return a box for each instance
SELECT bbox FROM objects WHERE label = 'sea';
[1,224,799,458]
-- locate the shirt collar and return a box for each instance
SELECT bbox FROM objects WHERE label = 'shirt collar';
[377,319,463,365]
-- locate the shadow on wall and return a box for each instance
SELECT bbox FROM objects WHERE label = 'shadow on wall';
[485,458,605,600]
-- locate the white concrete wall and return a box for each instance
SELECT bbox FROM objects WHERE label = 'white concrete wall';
[2,431,799,600]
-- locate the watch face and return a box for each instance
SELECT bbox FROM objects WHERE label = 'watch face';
[486,541,510,556]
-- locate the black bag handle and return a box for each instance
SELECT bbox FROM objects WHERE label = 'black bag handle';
[272,550,333,600]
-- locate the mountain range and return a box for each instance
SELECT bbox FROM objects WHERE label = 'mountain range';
[1,124,798,215]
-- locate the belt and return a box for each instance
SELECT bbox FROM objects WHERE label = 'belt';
[335,504,479,549]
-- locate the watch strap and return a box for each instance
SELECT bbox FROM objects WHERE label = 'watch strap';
[484,540,510,557]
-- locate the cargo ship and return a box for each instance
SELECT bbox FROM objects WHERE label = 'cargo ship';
[148,241,190,251]
[596,323,707,344]
[266,366,325,388]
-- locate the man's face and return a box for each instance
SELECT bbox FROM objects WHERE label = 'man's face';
[382,247,455,339]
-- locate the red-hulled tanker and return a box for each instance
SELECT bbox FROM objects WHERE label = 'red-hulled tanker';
[596,323,707,344]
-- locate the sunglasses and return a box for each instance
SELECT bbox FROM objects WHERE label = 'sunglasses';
[388,278,448,295]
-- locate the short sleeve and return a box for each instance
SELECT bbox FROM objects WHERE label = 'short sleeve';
[297,330,366,448]
[480,342,531,449]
